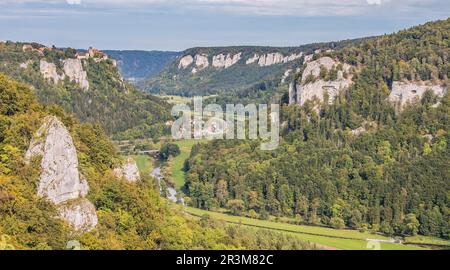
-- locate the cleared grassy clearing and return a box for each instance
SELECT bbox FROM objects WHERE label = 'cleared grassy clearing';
[185,206,428,250]
[132,155,153,176]
[169,139,208,188]
[159,95,193,105]
[404,235,450,247]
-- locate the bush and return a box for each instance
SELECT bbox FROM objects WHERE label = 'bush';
[330,217,345,229]
[226,199,245,216]
[159,143,180,160]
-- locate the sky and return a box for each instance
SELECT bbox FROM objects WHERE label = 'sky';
[0,0,449,51]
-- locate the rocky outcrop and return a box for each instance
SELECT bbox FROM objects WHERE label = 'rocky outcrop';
[304,54,314,63]
[282,69,292,83]
[258,53,284,66]
[246,52,303,67]
[58,199,98,233]
[40,59,90,90]
[350,121,377,136]
[114,157,141,182]
[178,55,194,69]
[178,54,210,74]
[212,53,242,68]
[297,79,351,106]
[63,59,89,90]
[25,116,97,232]
[246,54,260,65]
[20,60,32,69]
[301,57,347,82]
[40,60,64,84]
[194,54,209,70]
[389,81,447,111]
[283,53,303,63]
[290,57,352,106]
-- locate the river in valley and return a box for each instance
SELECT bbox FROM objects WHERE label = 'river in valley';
[150,165,184,204]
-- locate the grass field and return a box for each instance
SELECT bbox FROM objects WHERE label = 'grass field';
[169,139,208,188]
[159,95,193,105]
[184,207,428,250]
[132,155,153,176]
[404,235,450,247]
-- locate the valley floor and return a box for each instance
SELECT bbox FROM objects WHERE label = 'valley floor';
[131,139,449,251]
[182,206,428,250]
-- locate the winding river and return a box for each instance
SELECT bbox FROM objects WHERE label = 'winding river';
[150,165,184,204]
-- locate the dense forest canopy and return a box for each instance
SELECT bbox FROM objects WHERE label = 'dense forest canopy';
[184,18,450,239]
[104,50,180,82]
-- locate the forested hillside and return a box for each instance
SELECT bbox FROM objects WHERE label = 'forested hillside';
[0,74,316,250]
[184,19,450,239]
[104,50,180,82]
[0,42,171,140]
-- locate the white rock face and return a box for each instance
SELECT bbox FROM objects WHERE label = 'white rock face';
[212,53,242,68]
[40,60,63,84]
[246,52,302,66]
[389,81,447,111]
[282,53,303,63]
[25,116,97,232]
[178,55,194,69]
[26,116,87,204]
[246,54,260,65]
[58,199,98,233]
[194,54,209,70]
[114,157,141,182]
[350,121,377,136]
[301,57,349,82]
[304,54,314,63]
[294,57,352,106]
[282,69,292,84]
[297,80,352,106]
[259,53,284,67]
[20,60,32,69]
[40,59,89,90]
[63,59,89,90]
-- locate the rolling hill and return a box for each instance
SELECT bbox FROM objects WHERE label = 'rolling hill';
[0,43,171,140]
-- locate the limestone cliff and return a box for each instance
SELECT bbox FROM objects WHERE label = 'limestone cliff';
[39,60,64,84]
[39,58,90,90]
[178,55,194,69]
[58,199,98,233]
[212,53,242,68]
[63,59,89,90]
[291,57,352,106]
[246,52,303,67]
[177,51,302,72]
[388,81,447,111]
[114,156,141,182]
[281,69,292,84]
[178,54,209,74]
[25,116,97,232]
[194,54,209,70]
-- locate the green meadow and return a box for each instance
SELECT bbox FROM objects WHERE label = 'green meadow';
[184,206,428,250]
